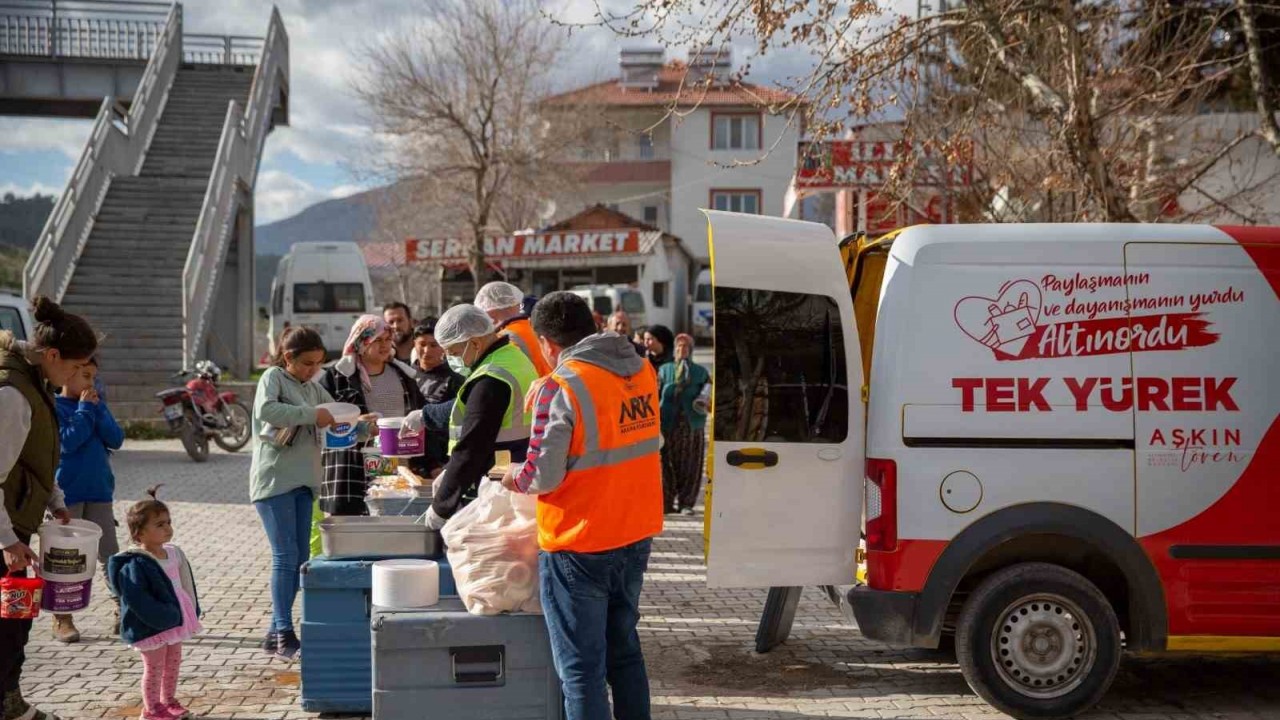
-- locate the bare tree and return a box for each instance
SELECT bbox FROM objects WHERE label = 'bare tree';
[570,0,1280,224]
[361,181,442,317]
[1237,0,1280,156]
[355,0,597,291]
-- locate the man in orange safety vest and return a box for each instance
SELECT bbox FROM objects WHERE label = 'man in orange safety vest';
[502,291,663,720]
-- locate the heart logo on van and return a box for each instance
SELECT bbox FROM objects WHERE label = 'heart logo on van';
[954,280,1043,357]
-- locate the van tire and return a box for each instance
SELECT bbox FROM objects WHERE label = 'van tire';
[956,562,1120,720]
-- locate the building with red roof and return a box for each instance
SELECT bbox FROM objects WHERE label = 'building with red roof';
[545,48,805,262]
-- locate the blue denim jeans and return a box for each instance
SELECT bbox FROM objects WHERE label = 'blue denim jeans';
[540,538,653,720]
[254,486,313,633]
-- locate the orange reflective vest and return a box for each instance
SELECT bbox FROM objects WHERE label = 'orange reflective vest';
[537,359,664,553]
[502,317,553,378]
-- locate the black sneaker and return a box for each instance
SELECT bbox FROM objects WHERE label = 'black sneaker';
[275,629,301,660]
[261,631,278,654]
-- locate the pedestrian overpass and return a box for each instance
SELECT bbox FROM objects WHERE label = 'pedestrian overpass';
[1,0,289,419]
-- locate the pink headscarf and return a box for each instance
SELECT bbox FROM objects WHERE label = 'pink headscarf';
[343,314,391,394]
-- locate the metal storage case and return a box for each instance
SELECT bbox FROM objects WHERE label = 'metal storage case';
[299,556,457,714]
[318,516,443,559]
[372,598,563,719]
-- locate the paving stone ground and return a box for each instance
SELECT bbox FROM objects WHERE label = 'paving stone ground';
[19,440,1280,720]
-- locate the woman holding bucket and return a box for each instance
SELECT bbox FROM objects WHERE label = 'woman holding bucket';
[250,327,335,660]
[318,316,427,516]
[1,296,97,720]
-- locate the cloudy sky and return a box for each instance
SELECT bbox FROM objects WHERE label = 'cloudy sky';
[0,0,902,224]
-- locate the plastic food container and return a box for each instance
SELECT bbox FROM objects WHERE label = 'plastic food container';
[378,417,424,457]
[318,403,361,450]
[362,446,396,480]
[366,492,433,518]
[318,516,443,560]
[0,577,44,619]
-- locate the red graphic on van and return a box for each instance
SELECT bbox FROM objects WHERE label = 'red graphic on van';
[954,280,1043,356]
[956,280,1221,361]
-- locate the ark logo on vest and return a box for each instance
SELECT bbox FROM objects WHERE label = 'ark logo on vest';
[619,393,657,433]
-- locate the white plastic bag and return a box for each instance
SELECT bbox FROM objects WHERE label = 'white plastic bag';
[441,480,541,615]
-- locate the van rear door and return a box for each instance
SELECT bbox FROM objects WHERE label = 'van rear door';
[703,211,865,588]
[1128,230,1280,642]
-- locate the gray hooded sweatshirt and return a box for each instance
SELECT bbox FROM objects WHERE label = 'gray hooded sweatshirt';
[513,332,650,496]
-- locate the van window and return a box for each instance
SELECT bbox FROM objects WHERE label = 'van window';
[621,291,645,314]
[592,297,614,316]
[0,307,24,340]
[694,283,711,303]
[271,283,284,315]
[294,283,367,314]
[713,287,849,444]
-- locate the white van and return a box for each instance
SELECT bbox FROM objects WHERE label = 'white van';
[691,268,712,340]
[268,242,375,356]
[569,284,647,328]
[703,212,1279,720]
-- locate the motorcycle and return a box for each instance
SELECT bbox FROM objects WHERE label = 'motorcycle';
[155,360,251,462]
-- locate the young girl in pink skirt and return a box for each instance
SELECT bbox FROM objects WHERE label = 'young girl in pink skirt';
[107,487,203,720]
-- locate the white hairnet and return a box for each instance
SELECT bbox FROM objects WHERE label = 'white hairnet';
[474,281,525,312]
[435,303,495,347]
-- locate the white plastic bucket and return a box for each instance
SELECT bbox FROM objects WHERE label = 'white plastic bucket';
[318,402,361,450]
[36,519,103,613]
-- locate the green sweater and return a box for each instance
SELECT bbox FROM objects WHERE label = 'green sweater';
[249,367,333,503]
[658,359,711,433]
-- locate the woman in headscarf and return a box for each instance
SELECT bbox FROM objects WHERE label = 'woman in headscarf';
[657,333,711,515]
[643,324,675,370]
[318,315,427,516]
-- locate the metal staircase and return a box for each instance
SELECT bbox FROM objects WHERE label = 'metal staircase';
[8,2,289,419]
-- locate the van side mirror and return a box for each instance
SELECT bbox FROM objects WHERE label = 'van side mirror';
[258,307,269,321]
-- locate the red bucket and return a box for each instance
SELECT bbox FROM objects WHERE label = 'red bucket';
[0,577,45,620]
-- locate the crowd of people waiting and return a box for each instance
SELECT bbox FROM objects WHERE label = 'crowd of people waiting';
[1,282,710,720]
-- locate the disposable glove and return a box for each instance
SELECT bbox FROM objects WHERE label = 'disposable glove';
[399,409,425,438]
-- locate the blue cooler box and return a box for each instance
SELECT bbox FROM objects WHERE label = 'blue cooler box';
[371,598,562,719]
[300,557,456,714]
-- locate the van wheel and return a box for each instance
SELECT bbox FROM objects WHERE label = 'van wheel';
[956,563,1120,720]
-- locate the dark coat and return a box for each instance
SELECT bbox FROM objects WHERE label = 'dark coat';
[318,358,427,515]
[107,547,201,645]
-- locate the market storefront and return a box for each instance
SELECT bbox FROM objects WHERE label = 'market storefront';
[407,206,697,332]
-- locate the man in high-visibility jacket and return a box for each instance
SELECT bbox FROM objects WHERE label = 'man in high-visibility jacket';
[406,303,537,531]
[475,281,553,377]
[502,291,663,720]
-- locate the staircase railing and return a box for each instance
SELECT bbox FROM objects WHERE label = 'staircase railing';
[21,1,180,301]
[182,5,287,367]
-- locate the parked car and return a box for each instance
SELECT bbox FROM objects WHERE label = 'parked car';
[0,291,34,341]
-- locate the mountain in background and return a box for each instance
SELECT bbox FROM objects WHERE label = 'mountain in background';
[0,193,55,251]
[255,186,382,256]
[252,186,387,303]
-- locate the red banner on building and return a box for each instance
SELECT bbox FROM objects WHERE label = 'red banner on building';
[797,140,972,189]
[406,229,642,264]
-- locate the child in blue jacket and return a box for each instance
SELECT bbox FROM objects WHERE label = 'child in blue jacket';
[52,356,125,643]
[108,486,202,720]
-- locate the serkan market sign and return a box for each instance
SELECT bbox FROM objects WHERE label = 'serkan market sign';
[406,230,641,264]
